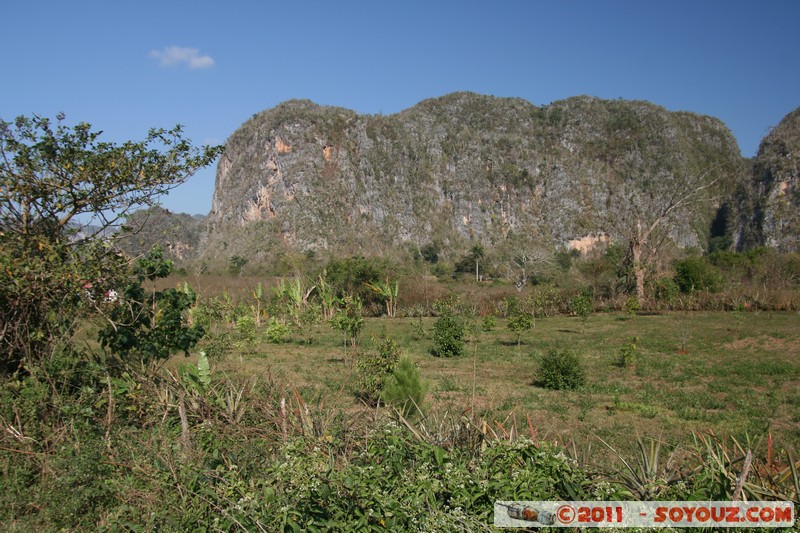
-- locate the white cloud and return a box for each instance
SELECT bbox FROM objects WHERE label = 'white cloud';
[149,46,215,69]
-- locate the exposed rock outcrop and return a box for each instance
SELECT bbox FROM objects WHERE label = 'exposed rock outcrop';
[749,108,800,251]
[202,93,748,264]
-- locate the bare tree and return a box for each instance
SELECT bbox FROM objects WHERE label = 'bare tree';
[617,165,724,304]
[500,249,552,292]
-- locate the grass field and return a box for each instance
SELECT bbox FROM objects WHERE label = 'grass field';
[189,309,800,460]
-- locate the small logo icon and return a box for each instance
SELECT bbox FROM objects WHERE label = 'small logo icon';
[498,503,556,525]
[557,504,576,524]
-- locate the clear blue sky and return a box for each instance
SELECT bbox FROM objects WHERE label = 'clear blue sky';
[3,0,798,215]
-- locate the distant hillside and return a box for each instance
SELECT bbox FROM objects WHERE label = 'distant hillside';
[748,108,800,252]
[117,207,206,264]
[200,92,747,267]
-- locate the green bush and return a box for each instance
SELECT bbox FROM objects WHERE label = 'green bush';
[228,254,248,276]
[430,310,465,357]
[570,289,593,329]
[536,349,586,390]
[673,256,723,293]
[98,248,205,373]
[234,315,257,351]
[623,296,640,316]
[506,297,533,346]
[265,317,291,344]
[653,277,680,303]
[202,331,232,360]
[381,356,429,417]
[330,296,364,349]
[615,336,639,368]
[481,313,497,333]
[324,256,388,305]
[354,336,401,403]
[43,438,115,529]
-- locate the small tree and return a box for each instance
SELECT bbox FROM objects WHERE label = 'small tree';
[330,296,364,358]
[506,296,532,347]
[353,336,401,403]
[455,244,485,281]
[615,166,726,305]
[251,282,266,325]
[430,306,465,358]
[317,269,338,321]
[381,357,429,418]
[571,289,593,332]
[228,255,248,276]
[0,114,220,375]
[500,249,552,292]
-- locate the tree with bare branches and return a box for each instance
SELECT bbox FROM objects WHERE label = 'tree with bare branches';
[616,166,725,304]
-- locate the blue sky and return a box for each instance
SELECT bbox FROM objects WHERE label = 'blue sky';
[3,0,798,215]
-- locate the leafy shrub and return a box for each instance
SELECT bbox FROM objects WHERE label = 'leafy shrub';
[623,296,640,316]
[430,309,465,357]
[234,315,257,351]
[324,256,388,304]
[653,277,680,303]
[330,296,364,349]
[98,248,204,372]
[202,331,232,360]
[265,317,291,344]
[506,297,532,345]
[536,349,586,390]
[527,284,564,317]
[481,313,497,332]
[190,296,228,330]
[673,256,723,293]
[411,316,428,340]
[381,356,429,417]
[419,242,440,264]
[615,336,639,368]
[570,289,593,327]
[43,437,115,529]
[228,254,248,276]
[354,336,401,403]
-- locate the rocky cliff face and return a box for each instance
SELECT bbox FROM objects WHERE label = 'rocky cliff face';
[202,92,748,264]
[748,108,800,252]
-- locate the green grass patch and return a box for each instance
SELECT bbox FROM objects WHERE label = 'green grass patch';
[190,310,800,458]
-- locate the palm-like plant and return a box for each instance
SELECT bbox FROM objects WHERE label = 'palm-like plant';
[251,282,265,325]
[317,269,338,321]
[365,276,399,317]
[273,278,316,324]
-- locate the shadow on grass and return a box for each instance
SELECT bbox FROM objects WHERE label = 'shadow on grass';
[497,339,530,346]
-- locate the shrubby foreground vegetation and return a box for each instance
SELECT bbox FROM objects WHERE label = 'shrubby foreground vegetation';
[1,116,799,530]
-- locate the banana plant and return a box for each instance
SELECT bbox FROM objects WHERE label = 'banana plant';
[366,276,399,318]
[251,282,265,326]
[274,278,316,324]
[179,350,212,395]
[317,269,338,320]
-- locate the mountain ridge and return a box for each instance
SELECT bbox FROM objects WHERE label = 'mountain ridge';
[126,93,798,268]
[201,92,745,265]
